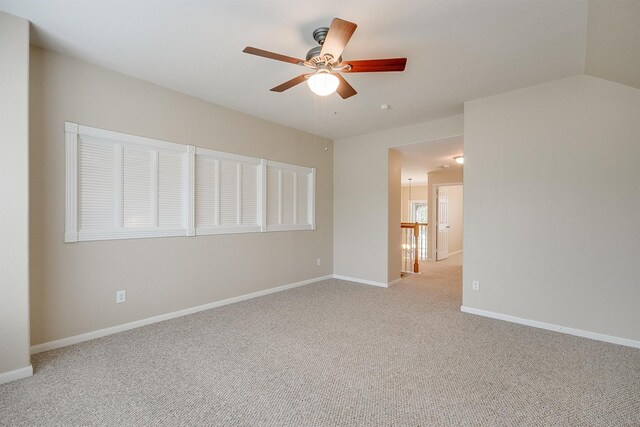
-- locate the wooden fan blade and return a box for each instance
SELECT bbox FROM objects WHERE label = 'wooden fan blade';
[335,74,357,99]
[320,18,357,62]
[341,58,407,73]
[243,47,304,65]
[270,74,311,92]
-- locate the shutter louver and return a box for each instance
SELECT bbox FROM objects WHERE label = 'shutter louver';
[281,171,295,225]
[266,166,280,226]
[158,151,184,228]
[79,137,117,230]
[195,155,217,228]
[219,161,238,225]
[241,164,258,226]
[297,173,309,225]
[123,146,154,228]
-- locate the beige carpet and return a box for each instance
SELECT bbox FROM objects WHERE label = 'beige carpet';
[1,255,639,426]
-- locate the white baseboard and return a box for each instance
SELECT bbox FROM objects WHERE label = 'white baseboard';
[31,275,333,355]
[0,365,33,385]
[460,306,640,349]
[448,250,463,256]
[388,278,403,287]
[332,274,388,288]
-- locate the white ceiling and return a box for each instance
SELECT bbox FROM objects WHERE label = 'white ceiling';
[0,0,589,140]
[394,136,464,185]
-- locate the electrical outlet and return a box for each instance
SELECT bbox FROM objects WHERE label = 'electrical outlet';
[316,258,321,266]
[472,280,480,291]
[116,290,126,303]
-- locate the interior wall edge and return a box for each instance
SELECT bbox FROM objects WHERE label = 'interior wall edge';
[0,365,33,386]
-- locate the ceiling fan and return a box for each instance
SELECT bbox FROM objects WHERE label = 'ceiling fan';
[242,18,407,99]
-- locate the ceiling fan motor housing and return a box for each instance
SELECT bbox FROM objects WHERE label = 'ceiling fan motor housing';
[306,46,342,66]
[307,27,342,66]
[306,46,322,62]
[312,27,329,45]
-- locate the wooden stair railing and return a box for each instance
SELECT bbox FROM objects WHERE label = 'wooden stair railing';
[401,222,420,273]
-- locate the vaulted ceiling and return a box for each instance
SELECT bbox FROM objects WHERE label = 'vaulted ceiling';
[1,0,637,140]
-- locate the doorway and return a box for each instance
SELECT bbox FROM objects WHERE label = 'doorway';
[435,184,463,261]
[392,135,464,277]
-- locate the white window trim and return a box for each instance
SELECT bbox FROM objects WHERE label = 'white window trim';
[64,122,79,242]
[65,122,316,243]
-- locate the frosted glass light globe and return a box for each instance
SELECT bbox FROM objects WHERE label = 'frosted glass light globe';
[307,71,339,96]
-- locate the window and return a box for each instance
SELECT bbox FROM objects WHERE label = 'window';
[65,123,190,242]
[194,148,262,235]
[65,123,315,242]
[265,161,315,231]
[409,201,427,223]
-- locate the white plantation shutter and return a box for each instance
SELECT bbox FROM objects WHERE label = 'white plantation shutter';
[266,166,280,226]
[66,123,314,242]
[195,155,218,229]
[265,161,315,231]
[123,146,154,228]
[79,136,117,231]
[219,161,238,226]
[158,151,184,228]
[296,172,309,225]
[194,148,261,235]
[241,164,258,225]
[281,171,295,225]
[66,124,189,242]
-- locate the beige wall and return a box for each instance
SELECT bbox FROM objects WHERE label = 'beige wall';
[0,12,31,379]
[334,115,464,285]
[427,168,463,260]
[463,74,640,341]
[585,0,640,89]
[400,184,428,222]
[29,47,333,346]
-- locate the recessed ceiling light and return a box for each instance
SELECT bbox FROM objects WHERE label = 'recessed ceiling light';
[381,104,390,111]
[454,155,464,164]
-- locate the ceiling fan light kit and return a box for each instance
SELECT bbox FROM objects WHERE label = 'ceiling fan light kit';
[243,18,407,99]
[307,70,340,96]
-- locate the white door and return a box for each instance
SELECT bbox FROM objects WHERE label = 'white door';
[436,187,449,261]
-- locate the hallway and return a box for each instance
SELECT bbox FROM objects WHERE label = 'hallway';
[420,251,463,270]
